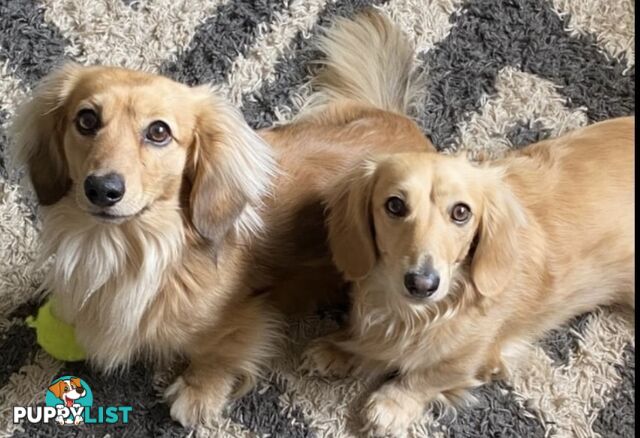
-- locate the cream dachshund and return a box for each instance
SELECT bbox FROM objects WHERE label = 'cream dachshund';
[303,116,634,435]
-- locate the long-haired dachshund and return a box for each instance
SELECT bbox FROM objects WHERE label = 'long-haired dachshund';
[12,11,432,426]
[303,116,634,435]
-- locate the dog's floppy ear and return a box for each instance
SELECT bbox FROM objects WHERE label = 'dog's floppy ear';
[471,170,527,297]
[326,160,378,280]
[70,377,82,389]
[11,63,82,205]
[186,87,276,247]
[48,381,65,399]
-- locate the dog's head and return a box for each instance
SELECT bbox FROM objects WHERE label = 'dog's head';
[48,378,86,403]
[327,152,526,304]
[12,64,274,246]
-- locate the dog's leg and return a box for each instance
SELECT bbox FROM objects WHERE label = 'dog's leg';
[165,296,280,427]
[301,329,387,379]
[301,329,359,378]
[363,360,483,436]
[165,359,236,427]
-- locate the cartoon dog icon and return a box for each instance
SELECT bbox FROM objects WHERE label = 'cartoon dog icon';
[48,377,86,425]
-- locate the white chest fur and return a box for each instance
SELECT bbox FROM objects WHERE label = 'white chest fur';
[40,199,184,369]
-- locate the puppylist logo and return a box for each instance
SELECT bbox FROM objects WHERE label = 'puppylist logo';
[13,376,132,426]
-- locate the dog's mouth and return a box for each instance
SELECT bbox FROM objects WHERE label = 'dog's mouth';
[64,398,75,407]
[90,205,150,223]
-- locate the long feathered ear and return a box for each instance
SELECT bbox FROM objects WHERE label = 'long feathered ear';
[325,160,378,280]
[471,169,527,297]
[11,63,83,205]
[187,87,276,247]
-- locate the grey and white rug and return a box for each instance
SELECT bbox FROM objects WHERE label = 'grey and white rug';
[0,0,634,437]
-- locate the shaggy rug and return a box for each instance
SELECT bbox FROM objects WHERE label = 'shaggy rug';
[0,0,634,437]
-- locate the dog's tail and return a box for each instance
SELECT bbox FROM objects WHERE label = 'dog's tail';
[306,10,417,115]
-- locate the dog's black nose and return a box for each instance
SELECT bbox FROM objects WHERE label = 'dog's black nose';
[84,173,125,207]
[404,270,440,298]
[76,386,85,394]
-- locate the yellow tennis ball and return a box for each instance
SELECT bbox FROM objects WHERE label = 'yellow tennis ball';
[26,299,86,362]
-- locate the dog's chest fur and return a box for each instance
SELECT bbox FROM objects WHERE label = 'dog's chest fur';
[41,199,190,369]
[346,274,498,374]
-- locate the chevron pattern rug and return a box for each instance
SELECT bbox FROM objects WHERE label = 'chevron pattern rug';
[0,0,634,437]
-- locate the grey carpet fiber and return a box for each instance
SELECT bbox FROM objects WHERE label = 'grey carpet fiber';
[0,0,634,437]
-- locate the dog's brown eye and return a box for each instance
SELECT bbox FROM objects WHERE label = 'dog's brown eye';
[385,196,408,217]
[146,121,172,145]
[451,203,471,224]
[76,109,100,135]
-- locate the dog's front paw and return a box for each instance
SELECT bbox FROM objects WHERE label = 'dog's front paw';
[74,415,84,425]
[164,376,227,427]
[55,415,65,425]
[363,384,424,437]
[300,338,356,378]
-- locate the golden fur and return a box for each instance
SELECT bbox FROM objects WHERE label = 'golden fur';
[253,11,433,313]
[13,65,280,426]
[11,11,433,427]
[302,116,635,435]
